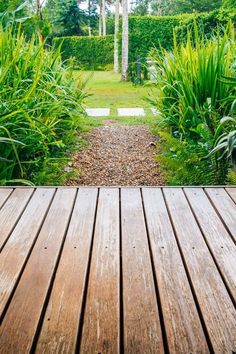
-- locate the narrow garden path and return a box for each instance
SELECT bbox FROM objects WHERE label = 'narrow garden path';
[68,120,164,186]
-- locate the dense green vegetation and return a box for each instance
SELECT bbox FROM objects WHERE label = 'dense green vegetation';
[0,25,86,185]
[1,0,236,186]
[54,8,236,72]
[150,23,236,185]
[54,35,114,70]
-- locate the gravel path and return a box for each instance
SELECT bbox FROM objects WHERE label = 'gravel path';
[68,121,164,186]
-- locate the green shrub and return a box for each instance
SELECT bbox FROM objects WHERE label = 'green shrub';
[0,25,85,185]
[150,23,236,185]
[176,8,236,42]
[53,35,114,70]
[128,15,189,62]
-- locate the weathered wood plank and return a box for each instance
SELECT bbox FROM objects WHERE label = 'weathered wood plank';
[80,188,120,353]
[36,188,98,353]
[0,188,33,251]
[0,188,12,209]
[121,188,164,353]
[205,188,236,242]
[0,188,76,354]
[0,188,55,319]
[225,187,236,204]
[164,188,236,353]
[142,188,209,353]
[185,188,236,303]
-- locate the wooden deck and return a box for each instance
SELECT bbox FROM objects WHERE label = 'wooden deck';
[0,187,235,353]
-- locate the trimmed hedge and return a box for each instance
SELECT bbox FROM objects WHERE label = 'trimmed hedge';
[176,8,236,41]
[53,10,236,70]
[53,35,114,70]
[128,15,189,62]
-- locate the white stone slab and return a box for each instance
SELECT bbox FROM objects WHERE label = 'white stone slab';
[86,108,110,117]
[151,108,161,116]
[117,108,145,117]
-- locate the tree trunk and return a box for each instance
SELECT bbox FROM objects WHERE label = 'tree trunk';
[88,0,92,36]
[121,0,128,80]
[36,0,42,20]
[102,0,106,35]
[114,0,120,73]
[99,0,102,35]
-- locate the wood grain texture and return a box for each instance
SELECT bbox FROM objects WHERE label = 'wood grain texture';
[0,188,55,319]
[80,188,120,354]
[36,188,98,354]
[0,188,12,209]
[205,188,236,242]
[225,187,236,204]
[142,188,209,354]
[0,188,76,354]
[0,188,33,251]
[185,188,236,303]
[121,188,164,354]
[164,188,236,353]
[0,187,235,353]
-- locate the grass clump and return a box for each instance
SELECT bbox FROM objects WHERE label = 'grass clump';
[0,25,86,185]
[150,22,236,185]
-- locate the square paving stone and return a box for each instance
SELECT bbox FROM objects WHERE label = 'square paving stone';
[117,108,145,117]
[86,108,110,117]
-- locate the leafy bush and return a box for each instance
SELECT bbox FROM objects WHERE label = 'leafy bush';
[209,76,236,177]
[53,35,114,70]
[128,15,189,63]
[150,23,236,185]
[176,8,236,42]
[223,0,236,8]
[0,25,85,185]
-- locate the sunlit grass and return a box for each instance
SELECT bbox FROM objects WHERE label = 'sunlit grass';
[74,70,154,108]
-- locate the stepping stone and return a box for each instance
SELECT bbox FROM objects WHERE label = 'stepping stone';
[86,108,110,117]
[117,108,145,117]
[151,108,160,116]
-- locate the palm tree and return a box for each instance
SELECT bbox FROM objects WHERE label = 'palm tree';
[114,0,119,73]
[121,0,128,80]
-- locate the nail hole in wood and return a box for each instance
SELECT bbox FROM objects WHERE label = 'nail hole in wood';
[44,247,47,250]
[192,247,195,249]
[74,246,77,249]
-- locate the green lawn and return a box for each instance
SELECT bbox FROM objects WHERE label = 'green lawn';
[75,70,155,108]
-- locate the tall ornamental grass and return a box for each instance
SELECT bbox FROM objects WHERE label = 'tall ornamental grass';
[0,25,85,185]
[150,23,236,184]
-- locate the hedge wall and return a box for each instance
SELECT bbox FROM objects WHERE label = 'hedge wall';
[53,10,236,70]
[176,8,236,42]
[128,15,188,62]
[53,35,114,70]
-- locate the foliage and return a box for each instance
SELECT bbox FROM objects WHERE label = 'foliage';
[130,0,149,16]
[151,0,222,16]
[223,0,236,8]
[44,0,98,37]
[210,76,236,170]
[0,0,51,38]
[176,8,236,42]
[53,35,114,70]
[131,8,236,56]
[128,15,187,62]
[156,131,222,185]
[0,25,85,185]
[150,23,236,184]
